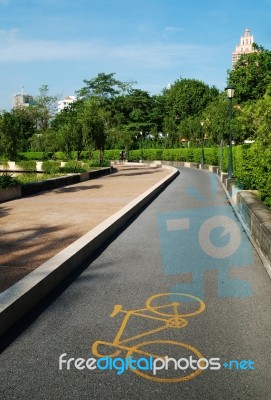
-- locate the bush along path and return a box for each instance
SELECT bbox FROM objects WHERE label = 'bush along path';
[2,142,271,207]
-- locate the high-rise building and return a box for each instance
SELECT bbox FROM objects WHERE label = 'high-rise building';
[232,28,255,66]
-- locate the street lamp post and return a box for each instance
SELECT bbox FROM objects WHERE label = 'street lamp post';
[136,131,143,162]
[139,131,143,161]
[220,138,223,175]
[225,84,235,179]
[200,121,205,165]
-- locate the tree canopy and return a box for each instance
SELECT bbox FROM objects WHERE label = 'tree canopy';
[76,72,135,99]
[164,78,219,121]
[1,46,271,160]
[227,43,271,103]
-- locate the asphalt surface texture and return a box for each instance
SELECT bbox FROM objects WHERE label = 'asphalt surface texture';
[1,167,271,400]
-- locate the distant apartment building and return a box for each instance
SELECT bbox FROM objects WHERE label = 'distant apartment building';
[12,93,34,109]
[57,96,76,112]
[232,28,255,66]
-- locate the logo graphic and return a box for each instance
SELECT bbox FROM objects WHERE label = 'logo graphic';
[157,173,253,298]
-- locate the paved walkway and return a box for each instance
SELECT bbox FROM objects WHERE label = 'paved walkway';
[1,167,270,400]
[0,164,170,293]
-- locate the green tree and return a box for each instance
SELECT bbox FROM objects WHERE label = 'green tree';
[163,78,219,121]
[77,72,134,100]
[31,85,59,131]
[76,73,137,153]
[163,114,179,147]
[178,115,203,146]
[202,94,230,145]
[0,111,21,159]
[13,108,37,151]
[55,98,106,160]
[56,100,84,159]
[25,85,59,155]
[161,78,219,146]
[81,98,106,158]
[227,43,271,103]
[234,86,271,145]
[113,89,156,147]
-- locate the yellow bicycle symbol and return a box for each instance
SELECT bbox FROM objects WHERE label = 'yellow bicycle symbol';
[91,293,206,382]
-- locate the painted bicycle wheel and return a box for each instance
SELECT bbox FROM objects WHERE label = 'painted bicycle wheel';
[126,339,205,382]
[145,293,205,318]
[92,340,122,358]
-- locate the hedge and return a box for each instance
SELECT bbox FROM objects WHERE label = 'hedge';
[127,147,220,163]
[16,160,37,171]
[126,145,271,207]
[41,161,61,174]
[16,145,271,207]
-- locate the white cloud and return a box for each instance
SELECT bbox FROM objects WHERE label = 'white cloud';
[0,28,18,40]
[0,36,103,62]
[0,29,219,73]
[110,42,218,70]
[164,26,184,33]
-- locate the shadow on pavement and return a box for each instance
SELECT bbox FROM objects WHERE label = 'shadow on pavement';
[55,185,103,193]
[0,206,12,217]
[0,224,78,293]
[109,169,162,177]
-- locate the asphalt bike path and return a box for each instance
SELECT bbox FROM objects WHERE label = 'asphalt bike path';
[0,167,270,400]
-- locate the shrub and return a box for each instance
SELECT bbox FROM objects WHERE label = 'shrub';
[16,173,47,184]
[18,152,53,160]
[0,173,20,189]
[192,148,202,163]
[54,152,67,160]
[89,159,111,168]
[16,160,37,171]
[103,150,122,160]
[204,147,219,166]
[42,161,61,174]
[60,161,87,173]
[0,160,9,168]
[128,150,140,161]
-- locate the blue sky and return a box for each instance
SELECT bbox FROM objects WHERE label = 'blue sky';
[0,0,271,110]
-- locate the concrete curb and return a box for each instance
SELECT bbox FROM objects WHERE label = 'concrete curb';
[0,166,179,336]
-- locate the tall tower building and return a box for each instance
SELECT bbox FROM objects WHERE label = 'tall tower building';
[232,28,255,67]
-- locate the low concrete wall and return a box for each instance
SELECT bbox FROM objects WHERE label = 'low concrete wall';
[0,167,112,202]
[0,161,79,172]
[21,175,81,196]
[0,161,25,172]
[0,186,21,202]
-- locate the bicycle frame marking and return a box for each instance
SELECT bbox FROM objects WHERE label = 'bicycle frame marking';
[91,293,206,382]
